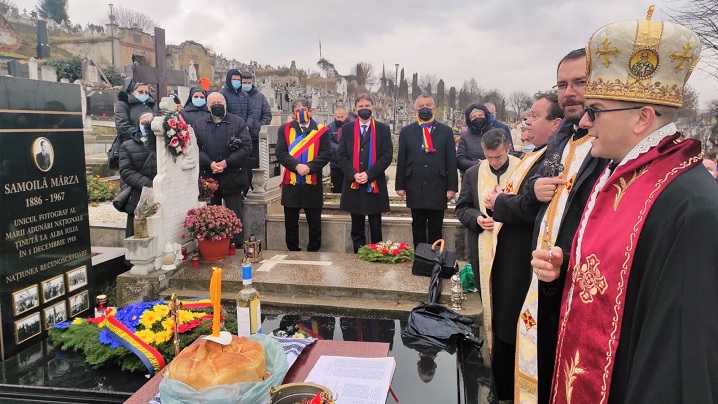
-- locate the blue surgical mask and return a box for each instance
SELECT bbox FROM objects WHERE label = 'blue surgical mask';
[523,144,536,153]
[135,93,149,103]
[489,114,496,124]
[241,84,253,92]
[231,80,242,90]
[192,98,206,107]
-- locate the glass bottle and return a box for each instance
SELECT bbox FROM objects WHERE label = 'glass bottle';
[236,263,261,335]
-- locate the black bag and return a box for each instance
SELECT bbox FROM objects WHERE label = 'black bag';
[107,135,122,169]
[112,185,132,212]
[412,240,457,279]
[402,302,482,352]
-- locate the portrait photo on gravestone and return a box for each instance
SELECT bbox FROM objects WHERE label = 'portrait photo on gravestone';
[43,301,67,330]
[12,285,39,316]
[69,291,89,317]
[66,265,88,292]
[32,137,54,172]
[15,312,41,345]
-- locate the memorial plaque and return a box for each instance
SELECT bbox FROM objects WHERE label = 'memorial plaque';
[0,77,92,360]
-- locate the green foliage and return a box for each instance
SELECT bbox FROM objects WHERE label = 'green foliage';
[86,175,119,203]
[36,0,69,24]
[41,56,81,82]
[103,66,123,87]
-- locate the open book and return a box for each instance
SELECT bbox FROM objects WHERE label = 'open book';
[305,355,396,404]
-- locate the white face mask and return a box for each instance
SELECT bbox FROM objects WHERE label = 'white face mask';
[523,144,536,153]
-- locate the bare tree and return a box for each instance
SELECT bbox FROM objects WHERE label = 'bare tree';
[317,58,338,78]
[351,62,376,88]
[0,0,18,14]
[666,1,718,79]
[508,90,534,116]
[100,5,158,34]
[419,74,440,95]
[679,85,700,121]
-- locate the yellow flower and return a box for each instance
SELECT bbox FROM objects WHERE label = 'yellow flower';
[72,317,84,325]
[135,329,156,345]
[139,310,160,328]
[154,329,173,345]
[153,305,170,318]
[177,310,199,324]
[161,317,175,331]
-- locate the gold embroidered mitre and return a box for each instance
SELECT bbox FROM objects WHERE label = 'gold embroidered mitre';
[584,5,701,107]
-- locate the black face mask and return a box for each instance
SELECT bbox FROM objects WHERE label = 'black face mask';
[334,120,344,128]
[470,117,487,133]
[417,107,434,121]
[210,104,225,117]
[143,122,152,135]
[357,109,372,120]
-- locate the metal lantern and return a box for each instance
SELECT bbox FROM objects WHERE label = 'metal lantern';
[243,235,262,263]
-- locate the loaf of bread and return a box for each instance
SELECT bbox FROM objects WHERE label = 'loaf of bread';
[167,335,266,390]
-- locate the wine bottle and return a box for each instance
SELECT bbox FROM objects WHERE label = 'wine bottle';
[236,263,261,335]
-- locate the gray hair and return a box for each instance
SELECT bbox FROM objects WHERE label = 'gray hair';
[292,98,311,110]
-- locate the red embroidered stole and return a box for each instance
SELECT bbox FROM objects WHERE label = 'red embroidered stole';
[350,119,379,193]
[281,122,328,187]
[551,134,702,403]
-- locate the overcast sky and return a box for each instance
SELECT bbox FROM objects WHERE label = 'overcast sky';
[17,0,718,108]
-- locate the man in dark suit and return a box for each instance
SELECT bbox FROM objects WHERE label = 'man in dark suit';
[337,95,393,253]
[36,140,52,170]
[276,98,331,251]
[395,94,458,247]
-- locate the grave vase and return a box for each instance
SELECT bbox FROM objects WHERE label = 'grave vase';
[134,218,149,238]
[197,237,230,261]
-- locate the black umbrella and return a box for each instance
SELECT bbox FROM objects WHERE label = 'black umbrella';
[427,239,446,304]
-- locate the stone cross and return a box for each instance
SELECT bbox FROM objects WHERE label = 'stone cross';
[595,38,620,67]
[130,27,187,99]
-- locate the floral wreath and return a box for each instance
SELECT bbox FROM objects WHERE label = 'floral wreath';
[357,240,414,264]
[163,112,191,157]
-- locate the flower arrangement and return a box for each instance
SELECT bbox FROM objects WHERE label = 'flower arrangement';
[198,177,219,201]
[162,112,191,157]
[48,300,236,373]
[357,240,413,264]
[183,205,242,241]
[86,175,119,203]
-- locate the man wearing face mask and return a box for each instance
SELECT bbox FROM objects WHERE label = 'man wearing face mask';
[395,94,458,247]
[219,68,251,127]
[276,98,332,252]
[193,92,252,245]
[328,106,352,193]
[336,95,393,253]
[241,73,273,196]
[484,102,512,141]
[457,102,492,175]
[179,87,210,128]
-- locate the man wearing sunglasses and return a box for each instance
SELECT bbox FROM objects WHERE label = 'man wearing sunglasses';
[514,48,609,404]
[531,12,718,403]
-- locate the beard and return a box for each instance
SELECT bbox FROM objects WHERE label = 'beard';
[562,100,585,124]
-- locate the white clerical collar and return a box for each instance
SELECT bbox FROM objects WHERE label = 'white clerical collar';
[617,122,677,168]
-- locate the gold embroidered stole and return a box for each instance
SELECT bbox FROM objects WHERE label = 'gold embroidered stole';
[514,136,593,403]
[477,155,520,352]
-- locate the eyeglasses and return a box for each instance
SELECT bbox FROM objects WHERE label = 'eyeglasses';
[583,106,662,122]
[552,79,587,92]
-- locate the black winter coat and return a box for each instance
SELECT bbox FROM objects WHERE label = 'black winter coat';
[219,69,250,124]
[246,87,272,140]
[395,121,458,210]
[114,93,156,143]
[276,120,331,208]
[179,86,210,128]
[194,113,253,195]
[118,134,157,216]
[337,119,393,215]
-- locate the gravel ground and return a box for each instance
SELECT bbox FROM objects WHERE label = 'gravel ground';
[88,202,127,224]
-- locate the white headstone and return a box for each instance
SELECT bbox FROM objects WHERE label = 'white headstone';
[75,80,90,128]
[40,65,57,82]
[177,86,190,106]
[28,57,38,80]
[85,64,100,83]
[187,62,197,82]
[337,77,347,98]
[149,97,200,252]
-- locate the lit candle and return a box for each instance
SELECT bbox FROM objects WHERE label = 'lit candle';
[210,266,222,337]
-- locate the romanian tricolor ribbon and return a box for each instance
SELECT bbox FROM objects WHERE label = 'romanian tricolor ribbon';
[179,298,212,309]
[102,314,166,376]
[281,122,328,187]
[417,117,436,153]
[350,119,379,193]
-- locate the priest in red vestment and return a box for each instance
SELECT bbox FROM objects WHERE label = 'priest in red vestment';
[531,7,718,403]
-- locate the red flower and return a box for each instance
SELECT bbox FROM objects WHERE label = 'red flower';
[392,249,400,255]
[178,319,201,333]
[169,136,180,147]
[167,119,177,129]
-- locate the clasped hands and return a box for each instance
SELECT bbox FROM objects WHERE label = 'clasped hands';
[531,246,563,282]
[295,163,310,176]
[210,160,227,174]
[353,172,369,184]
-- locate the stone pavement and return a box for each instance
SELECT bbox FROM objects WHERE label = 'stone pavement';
[157,250,481,321]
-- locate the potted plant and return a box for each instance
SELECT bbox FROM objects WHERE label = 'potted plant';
[183,205,242,261]
[198,177,219,204]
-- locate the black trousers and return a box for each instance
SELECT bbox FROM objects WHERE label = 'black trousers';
[284,206,322,251]
[330,167,344,194]
[350,213,382,253]
[126,214,135,238]
[410,209,444,247]
[492,336,515,401]
[246,139,260,193]
[210,191,244,245]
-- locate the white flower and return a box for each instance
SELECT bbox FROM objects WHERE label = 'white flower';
[168,129,176,136]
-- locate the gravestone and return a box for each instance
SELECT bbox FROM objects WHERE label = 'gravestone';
[0,76,92,360]
[187,62,197,83]
[176,86,190,106]
[82,60,100,84]
[7,60,28,78]
[40,65,57,82]
[86,89,118,117]
[28,58,38,80]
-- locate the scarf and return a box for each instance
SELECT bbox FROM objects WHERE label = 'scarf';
[417,118,436,153]
[281,121,327,187]
[551,130,701,403]
[351,119,379,193]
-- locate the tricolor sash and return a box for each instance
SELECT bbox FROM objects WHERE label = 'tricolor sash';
[351,119,379,193]
[551,130,701,403]
[477,155,520,352]
[417,119,436,153]
[281,122,328,187]
[515,135,593,403]
[102,315,166,376]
